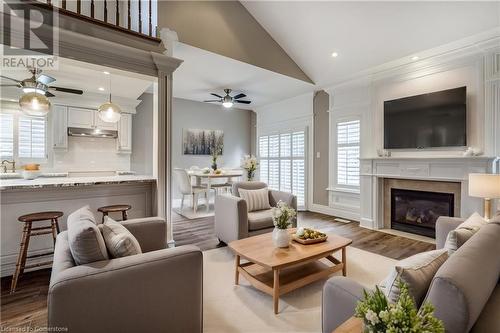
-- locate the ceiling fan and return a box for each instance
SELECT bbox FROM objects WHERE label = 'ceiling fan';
[0,68,84,97]
[204,89,251,108]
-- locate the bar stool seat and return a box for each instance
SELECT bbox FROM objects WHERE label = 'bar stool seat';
[98,204,131,223]
[11,211,63,293]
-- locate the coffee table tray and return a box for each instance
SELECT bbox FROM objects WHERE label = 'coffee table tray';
[292,234,328,245]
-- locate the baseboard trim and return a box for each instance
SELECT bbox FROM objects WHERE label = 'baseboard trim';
[309,204,360,222]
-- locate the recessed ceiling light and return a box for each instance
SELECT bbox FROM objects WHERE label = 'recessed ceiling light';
[411,56,419,61]
[103,71,110,75]
[98,87,105,91]
[331,52,339,58]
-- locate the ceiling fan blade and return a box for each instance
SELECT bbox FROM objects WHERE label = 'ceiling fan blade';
[233,93,247,100]
[235,100,251,104]
[203,100,221,103]
[0,84,21,87]
[37,74,56,85]
[0,75,21,83]
[45,91,55,97]
[49,86,83,95]
[210,93,223,98]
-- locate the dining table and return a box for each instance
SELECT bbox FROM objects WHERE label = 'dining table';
[188,169,244,212]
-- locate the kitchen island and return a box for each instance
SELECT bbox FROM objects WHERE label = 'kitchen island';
[0,175,156,277]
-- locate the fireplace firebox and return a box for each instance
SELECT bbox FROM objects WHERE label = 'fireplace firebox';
[391,189,454,238]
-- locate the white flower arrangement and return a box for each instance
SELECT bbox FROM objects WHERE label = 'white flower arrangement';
[271,201,296,229]
[241,155,259,180]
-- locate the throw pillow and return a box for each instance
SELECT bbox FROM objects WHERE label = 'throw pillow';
[382,249,448,307]
[67,206,109,265]
[101,217,142,258]
[238,187,271,212]
[444,212,487,254]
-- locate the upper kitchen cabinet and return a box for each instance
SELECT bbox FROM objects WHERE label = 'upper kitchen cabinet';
[117,113,132,153]
[52,105,68,150]
[67,107,118,131]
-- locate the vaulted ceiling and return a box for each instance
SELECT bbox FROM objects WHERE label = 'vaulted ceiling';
[242,1,500,87]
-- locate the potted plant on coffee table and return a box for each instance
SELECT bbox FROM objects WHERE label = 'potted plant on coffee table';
[271,201,297,248]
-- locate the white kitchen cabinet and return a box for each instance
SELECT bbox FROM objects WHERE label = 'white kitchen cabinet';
[117,113,132,153]
[68,107,118,131]
[52,105,68,150]
[67,107,94,129]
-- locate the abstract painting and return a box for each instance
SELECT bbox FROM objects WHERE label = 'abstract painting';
[183,129,224,155]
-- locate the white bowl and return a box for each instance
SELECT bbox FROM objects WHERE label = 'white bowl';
[22,170,42,180]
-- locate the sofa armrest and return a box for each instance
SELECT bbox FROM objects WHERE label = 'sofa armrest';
[435,216,465,249]
[269,190,298,227]
[48,245,203,333]
[215,195,248,243]
[121,217,167,252]
[322,276,365,333]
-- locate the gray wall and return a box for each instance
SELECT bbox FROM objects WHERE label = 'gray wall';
[131,92,154,175]
[313,90,330,206]
[172,98,252,198]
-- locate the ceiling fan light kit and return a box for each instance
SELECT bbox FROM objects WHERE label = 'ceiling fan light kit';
[204,88,252,108]
[19,92,51,116]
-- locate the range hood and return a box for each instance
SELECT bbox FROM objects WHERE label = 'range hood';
[67,127,118,138]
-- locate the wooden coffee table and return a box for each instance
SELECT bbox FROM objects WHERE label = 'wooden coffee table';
[228,229,352,314]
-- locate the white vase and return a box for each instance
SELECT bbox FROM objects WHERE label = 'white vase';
[272,228,290,248]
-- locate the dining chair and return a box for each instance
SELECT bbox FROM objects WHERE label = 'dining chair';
[173,168,211,213]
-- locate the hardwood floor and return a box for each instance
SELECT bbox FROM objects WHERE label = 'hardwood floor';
[1,211,434,330]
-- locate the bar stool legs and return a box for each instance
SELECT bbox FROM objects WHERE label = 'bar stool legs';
[10,211,63,293]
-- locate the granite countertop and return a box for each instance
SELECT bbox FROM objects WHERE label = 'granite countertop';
[0,175,156,190]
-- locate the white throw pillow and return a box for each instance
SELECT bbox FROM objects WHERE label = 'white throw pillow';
[100,217,142,258]
[444,212,487,254]
[238,188,271,212]
[382,249,448,307]
[67,206,109,265]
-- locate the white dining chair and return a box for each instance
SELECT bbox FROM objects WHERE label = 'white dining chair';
[173,168,211,213]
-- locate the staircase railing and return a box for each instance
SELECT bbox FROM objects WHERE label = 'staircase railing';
[33,0,159,41]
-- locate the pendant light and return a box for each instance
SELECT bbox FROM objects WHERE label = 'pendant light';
[19,92,51,116]
[98,73,121,123]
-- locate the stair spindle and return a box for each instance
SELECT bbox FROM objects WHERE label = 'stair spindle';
[104,0,108,23]
[76,0,81,14]
[148,0,152,36]
[116,0,119,26]
[61,0,66,9]
[90,0,94,18]
[138,0,142,34]
[127,0,131,30]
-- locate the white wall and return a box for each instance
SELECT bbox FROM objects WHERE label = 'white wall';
[131,93,154,175]
[172,97,252,198]
[322,33,500,222]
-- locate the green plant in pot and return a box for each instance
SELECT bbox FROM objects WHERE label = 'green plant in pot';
[271,201,296,248]
[355,280,444,333]
[210,142,223,171]
[241,155,259,181]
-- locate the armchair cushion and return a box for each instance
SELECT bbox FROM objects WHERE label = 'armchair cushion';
[100,217,142,258]
[238,187,271,212]
[67,206,108,265]
[248,209,274,231]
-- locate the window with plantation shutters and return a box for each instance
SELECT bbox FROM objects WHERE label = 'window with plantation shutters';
[0,114,14,158]
[336,119,360,188]
[258,130,306,208]
[0,113,47,161]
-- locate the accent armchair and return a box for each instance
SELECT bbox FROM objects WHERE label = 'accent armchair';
[48,217,203,333]
[215,181,297,244]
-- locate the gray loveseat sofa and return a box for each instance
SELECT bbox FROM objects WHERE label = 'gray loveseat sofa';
[322,216,500,333]
[48,217,203,333]
[215,181,297,244]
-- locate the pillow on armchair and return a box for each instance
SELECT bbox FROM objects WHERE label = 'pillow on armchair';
[238,187,271,212]
[444,212,487,254]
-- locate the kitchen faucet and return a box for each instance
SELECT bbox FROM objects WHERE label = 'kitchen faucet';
[1,160,16,173]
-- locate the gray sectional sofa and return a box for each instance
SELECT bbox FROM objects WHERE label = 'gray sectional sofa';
[322,216,500,333]
[48,217,203,333]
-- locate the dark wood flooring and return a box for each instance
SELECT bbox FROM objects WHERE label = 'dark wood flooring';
[1,211,434,330]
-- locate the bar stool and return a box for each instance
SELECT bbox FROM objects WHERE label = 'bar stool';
[11,211,63,293]
[97,204,131,223]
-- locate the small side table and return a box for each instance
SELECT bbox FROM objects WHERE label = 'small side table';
[332,317,363,333]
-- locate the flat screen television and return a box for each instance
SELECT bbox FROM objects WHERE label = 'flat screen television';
[384,86,467,149]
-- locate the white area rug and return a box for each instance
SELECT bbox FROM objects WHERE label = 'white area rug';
[203,246,397,333]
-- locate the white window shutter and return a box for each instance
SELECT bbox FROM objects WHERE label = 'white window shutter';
[18,116,46,159]
[259,136,268,158]
[337,120,360,187]
[0,114,14,158]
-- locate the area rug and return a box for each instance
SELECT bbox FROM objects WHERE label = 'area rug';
[203,246,397,333]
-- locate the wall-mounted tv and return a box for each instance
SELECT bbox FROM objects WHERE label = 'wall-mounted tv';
[384,86,467,149]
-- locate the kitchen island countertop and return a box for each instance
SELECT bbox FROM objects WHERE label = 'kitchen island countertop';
[0,175,156,190]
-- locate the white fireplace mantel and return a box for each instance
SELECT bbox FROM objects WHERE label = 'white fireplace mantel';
[359,156,495,230]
